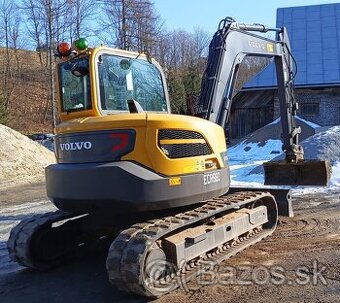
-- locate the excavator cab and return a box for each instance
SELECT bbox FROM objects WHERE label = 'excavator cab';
[57,44,170,118]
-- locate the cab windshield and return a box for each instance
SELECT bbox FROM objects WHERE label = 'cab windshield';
[58,57,91,112]
[97,54,167,112]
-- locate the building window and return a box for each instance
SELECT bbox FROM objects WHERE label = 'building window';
[301,103,319,116]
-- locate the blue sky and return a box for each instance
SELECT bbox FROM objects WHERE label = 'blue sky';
[154,0,340,34]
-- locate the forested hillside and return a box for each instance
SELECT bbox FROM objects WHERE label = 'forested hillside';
[0,0,212,133]
[0,48,51,133]
[0,0,268,134]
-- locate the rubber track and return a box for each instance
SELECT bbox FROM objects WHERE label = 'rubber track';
[7,210,73,270]
[106,191,277,297]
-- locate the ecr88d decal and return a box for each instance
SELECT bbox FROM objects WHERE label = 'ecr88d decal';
[203,172,221,185]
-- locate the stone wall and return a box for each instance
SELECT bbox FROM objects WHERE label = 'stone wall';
[274,87,340,126]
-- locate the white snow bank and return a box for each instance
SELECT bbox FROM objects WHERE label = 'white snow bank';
[300,126,340,162]
[229,161,264,188]
[331,161,340,187]
[227,139,282,163]
[267,117,280,126]
[227,139,281,188]
[229,158,340,194]
[228,131,340,194]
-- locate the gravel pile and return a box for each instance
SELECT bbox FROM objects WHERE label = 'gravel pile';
[234,116,319,146]
[0,124,55,188]
[301,126,340,163]
[261,125,340,162]
[249,125,340,175]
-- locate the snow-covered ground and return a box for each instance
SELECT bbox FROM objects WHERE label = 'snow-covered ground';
[228,138,340,195]
[226,116,336,192]
[228,139,281,187]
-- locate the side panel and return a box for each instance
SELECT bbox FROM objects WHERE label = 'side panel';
[54,129,136,163]
[133,114,229,176]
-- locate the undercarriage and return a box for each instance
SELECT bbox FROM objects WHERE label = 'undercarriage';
[8,191,277,297]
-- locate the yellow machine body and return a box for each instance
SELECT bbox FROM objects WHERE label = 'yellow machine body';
[46,46,230,213]
[55,113,227,176]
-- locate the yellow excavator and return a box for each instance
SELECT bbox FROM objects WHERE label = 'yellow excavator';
[8,17,331,297]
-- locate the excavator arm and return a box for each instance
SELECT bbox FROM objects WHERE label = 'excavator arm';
[197,17,331,186]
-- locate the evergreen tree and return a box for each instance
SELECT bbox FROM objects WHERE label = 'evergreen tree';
[183,66,201,97]
[168,71,186,114]
[0,96,8,125]
[183,66,201,114]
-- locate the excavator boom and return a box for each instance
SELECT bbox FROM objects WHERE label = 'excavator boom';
[196,17,331,186]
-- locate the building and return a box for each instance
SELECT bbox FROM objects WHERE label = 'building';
[230,3,340,139]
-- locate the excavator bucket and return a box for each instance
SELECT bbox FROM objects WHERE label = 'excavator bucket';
[263,160,332,186]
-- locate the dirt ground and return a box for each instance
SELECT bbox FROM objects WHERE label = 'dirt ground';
[0,183,339,303]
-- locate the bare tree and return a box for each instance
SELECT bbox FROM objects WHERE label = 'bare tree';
[66,0,96,42]
[0,0,21,110]
[159,29,195,70]
[234,56,271,94]
[133,1,163,53]
[96,0,131,49]
[45,0,69,128]
[21,0,69,128]
[21,0,45,65]
[154,27,212,115]
[97,0,163,53]
[192,27,210,64]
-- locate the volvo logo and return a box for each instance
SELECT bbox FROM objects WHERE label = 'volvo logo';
[60,141,92,151]
[248,41,265,50]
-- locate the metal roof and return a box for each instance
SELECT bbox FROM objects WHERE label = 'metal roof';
[245,3,340,89]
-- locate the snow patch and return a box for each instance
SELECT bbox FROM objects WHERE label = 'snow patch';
[228,127,340,194]
[228,139,282,163]
[267,117,280,126]
[266,116,320,129]
[295,116,320,129]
